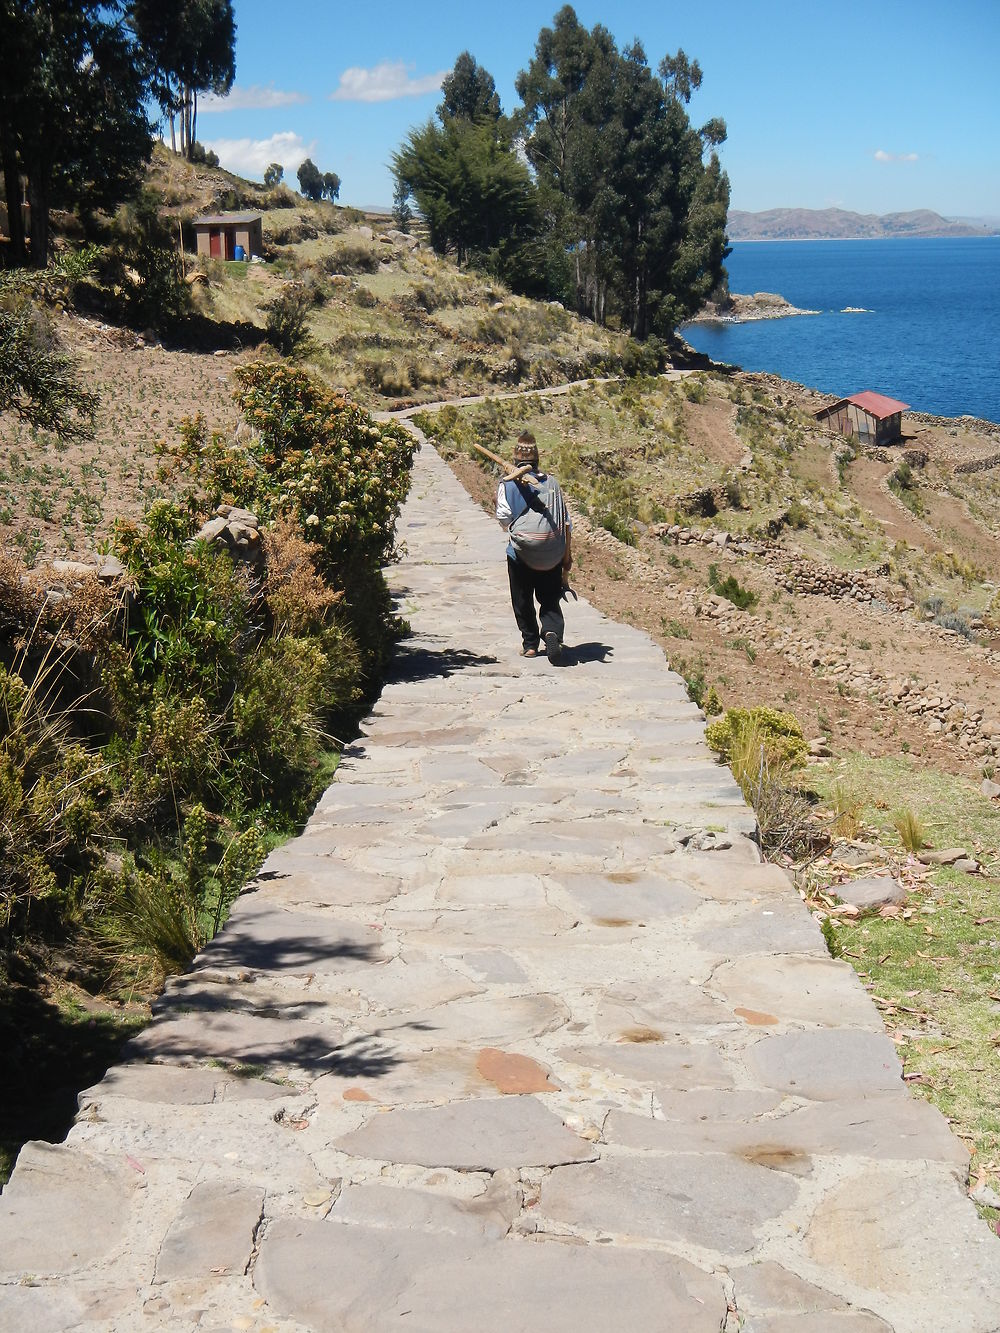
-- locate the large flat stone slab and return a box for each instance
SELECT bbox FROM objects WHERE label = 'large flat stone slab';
[605,1093,969,1172]
[123,1009,350,1073]
[746,1030,904,1101]
[334,1096,598,1169]
[551,869,703,919]
[332,1176,519,1240]
[0,1143,135,1276]
[80,1062,286,1106]
[154,1179,264,1282]
[711,955,882,1028]
[255,1221,726,1332]
[539,1153,798,1254]
[559,1041,735,1089]
[806,1166,1000,1328]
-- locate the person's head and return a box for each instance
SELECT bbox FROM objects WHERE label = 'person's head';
[513,430,539,467]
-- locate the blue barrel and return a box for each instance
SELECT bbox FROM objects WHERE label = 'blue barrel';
[233,244,246,261]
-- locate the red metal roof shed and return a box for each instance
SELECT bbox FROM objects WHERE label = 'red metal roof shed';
[847,391,910,418]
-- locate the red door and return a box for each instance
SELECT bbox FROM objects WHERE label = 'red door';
[209,229,223,258]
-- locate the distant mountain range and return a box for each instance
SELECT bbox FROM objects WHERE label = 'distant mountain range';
[727,208,998,240]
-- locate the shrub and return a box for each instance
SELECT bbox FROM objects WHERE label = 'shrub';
[598,511,636,545]
[708,563,758,611]
[263,284,314,357]
[108,192,191,332]
[327,240,381,274]
[706,706,808,770]
[706,706,812,858]
[189,141,220,167]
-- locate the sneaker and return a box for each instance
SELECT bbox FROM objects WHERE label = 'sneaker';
[544,631,562,663]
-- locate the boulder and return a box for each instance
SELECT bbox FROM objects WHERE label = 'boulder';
[981,778,1000,800]
[917,848,968,867]
[834,877,906,910]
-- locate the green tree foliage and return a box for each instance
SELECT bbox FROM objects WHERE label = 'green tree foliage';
[107,191,191,332]
[392,51,570,295]
[0,276,97,437]
[393,111,546,289]
[130,0,235,160]
[0,0,153,267]
[263,161,284,188]
[322,171,341,201]
[390,9,728,335]
[297,157,323,201]
[516,5,730,337]
[439,50,502,123]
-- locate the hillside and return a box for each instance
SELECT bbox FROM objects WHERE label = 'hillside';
[728,206,993,240]
[4,151,1000,1193]
[5,150,1000,769]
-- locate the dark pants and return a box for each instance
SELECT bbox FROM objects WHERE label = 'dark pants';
[507,557,565,651]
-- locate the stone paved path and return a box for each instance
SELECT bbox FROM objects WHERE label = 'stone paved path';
[3,435,1000,1332]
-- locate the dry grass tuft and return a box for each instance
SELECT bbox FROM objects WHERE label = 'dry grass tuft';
[892,806,927,853]
[262,519,342,635]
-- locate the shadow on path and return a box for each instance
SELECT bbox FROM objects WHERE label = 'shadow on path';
[562,641,615,666]
[386,644,500,683]
[194,931,380,975]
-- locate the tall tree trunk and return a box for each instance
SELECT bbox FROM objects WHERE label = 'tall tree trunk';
[191,88,197,154]
[26,169,49,268]
[1,131,26,267]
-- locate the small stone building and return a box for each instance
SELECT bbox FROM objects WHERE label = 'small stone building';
[815,391,909,446]
[192,212,263,260]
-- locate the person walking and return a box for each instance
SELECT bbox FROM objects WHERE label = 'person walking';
[495,431,572,662]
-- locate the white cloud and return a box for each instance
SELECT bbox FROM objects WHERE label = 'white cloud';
[203,131,315,180]
[874,149,919,163]
[330,60,446,103]
[200,84,308,113]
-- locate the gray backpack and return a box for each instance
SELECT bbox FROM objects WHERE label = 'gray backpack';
[509,474,568,570]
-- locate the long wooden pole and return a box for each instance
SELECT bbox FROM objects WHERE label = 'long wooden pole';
[469,440,541,489]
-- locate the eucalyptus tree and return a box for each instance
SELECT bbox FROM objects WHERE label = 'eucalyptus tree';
[0,0,151,266]
[515,5,730,336]
[130,0,235,158]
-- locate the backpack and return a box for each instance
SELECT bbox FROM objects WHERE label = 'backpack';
[508,474,567,570]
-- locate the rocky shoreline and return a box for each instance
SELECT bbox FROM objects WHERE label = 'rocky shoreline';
[688,290,819,324]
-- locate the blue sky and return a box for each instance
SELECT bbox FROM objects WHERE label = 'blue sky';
[198,0,1000,218]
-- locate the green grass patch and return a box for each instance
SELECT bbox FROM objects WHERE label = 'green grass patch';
[809,753,1000,1193]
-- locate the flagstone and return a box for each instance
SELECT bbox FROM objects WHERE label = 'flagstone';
[332,1175,520,1240]
[711,955,883,1028]
[335,1096,598,1169]
[731,1260,851,1314]
[559,1041,735,1089]
[154,1180,264,1282]
[192,906,383,977]
[805,1166,999,1327]
[550,869,703,919]
[0,1143,136,1276]
[745,1030,904,1100]
[539,1153,798,1253]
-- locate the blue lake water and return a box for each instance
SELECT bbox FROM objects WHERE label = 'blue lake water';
[682,238,1000,424]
